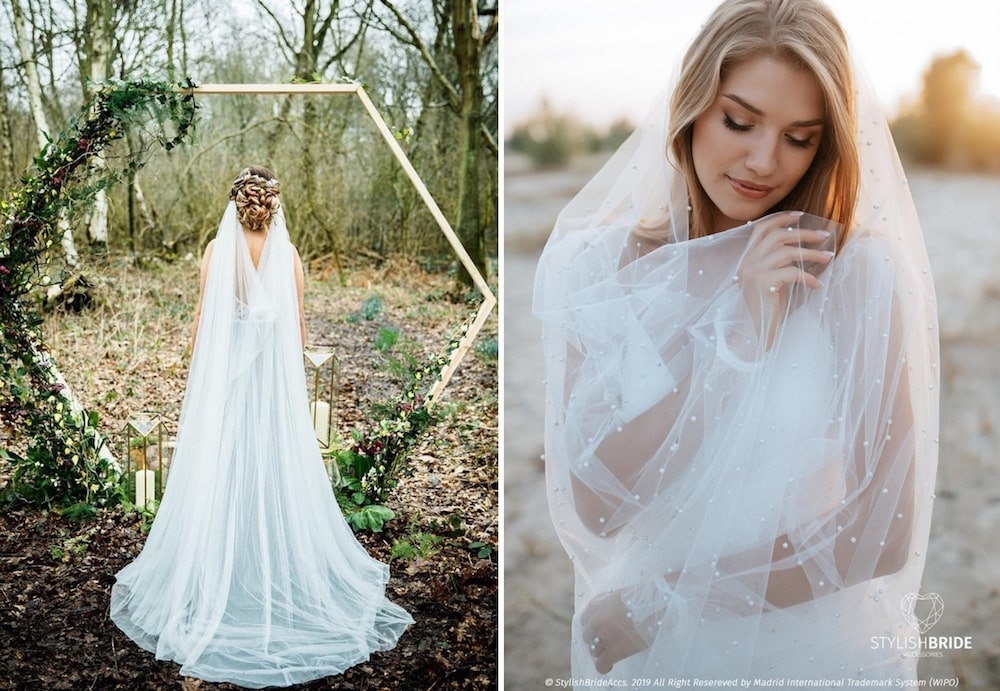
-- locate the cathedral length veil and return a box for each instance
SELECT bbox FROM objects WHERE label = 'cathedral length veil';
[111,202,412,688]
[533,55,939,683]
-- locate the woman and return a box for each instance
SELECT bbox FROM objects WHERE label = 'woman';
[534,0,938,683]
[111,167,413,688]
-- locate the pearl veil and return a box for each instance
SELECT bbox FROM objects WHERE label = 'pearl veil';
[111,202,412,687]
[534,48,939,685]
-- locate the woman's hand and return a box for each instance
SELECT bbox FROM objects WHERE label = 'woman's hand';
[735,211,835,347]
[580,590,652,674]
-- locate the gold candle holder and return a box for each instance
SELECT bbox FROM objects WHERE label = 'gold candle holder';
[123,416,166,511]
[304,345,338,450]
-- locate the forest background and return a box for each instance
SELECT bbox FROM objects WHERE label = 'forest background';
[0,0,498,279]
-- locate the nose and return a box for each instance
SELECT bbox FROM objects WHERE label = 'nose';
[745,133,779,177]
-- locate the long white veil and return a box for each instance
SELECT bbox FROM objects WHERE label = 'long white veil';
[111,202,412,688]
[534,53,939,682]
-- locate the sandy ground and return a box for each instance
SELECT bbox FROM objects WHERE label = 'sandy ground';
[503,161,1000,689]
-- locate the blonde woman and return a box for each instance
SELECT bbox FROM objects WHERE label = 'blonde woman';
[534,0,938,684]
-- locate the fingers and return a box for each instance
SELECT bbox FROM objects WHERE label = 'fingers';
[581,592,651,675]
[591,620,648,675]
[766,266,822,293]
[752,210,805,233]
[773,245,835,268]
[750,212,834,251]
[755,228,832,254]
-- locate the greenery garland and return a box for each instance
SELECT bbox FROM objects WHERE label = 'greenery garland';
[0,78,197,512]
[334,317,472,533]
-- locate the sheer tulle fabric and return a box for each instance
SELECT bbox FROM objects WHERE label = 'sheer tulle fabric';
[534,63,938,683]
[111,203,412,688]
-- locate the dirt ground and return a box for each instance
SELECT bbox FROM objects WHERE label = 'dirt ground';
[0,257,498,689]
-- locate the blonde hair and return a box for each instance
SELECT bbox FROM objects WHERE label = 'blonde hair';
[669,0,859,244]
[229,166,281,234]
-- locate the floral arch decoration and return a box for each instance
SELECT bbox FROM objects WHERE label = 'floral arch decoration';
[0,79,496,511]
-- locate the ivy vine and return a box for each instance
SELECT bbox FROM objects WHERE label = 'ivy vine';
[0,78,197,511]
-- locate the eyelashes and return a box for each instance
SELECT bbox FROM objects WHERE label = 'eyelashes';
[722,114,816,149]
[723,114,752,133]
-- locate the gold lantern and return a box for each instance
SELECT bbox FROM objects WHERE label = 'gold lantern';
[123,416,167,511]
[304,345,338,450]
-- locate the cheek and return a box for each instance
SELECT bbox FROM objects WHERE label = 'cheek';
[786,149,820,187]
[691,120,727,178]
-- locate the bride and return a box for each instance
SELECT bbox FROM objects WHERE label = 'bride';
[534,0,938,684]
[111,167,412,688]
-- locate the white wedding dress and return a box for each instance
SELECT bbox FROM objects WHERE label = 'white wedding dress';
[111,203,412,688]
[534,58,939,687]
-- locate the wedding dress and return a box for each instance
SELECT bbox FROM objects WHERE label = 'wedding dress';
[534,57,939,686]
[111,203,412,688]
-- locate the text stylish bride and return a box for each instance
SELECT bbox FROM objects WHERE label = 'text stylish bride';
[534,0,938,685]
[111,167,412,688]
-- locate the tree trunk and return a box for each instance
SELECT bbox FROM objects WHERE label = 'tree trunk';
[451,0,485,286]
[11,0,79,267]
[0,63,16,187]
[82,0,113,247]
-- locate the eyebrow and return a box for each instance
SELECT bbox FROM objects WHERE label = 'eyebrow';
[723,93,824,128]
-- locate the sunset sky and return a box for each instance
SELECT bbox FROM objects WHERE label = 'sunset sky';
[503,0,1000,129]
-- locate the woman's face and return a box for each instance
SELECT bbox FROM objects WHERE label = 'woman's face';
[692,54,825,233]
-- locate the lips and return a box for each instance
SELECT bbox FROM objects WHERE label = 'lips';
[727,176,773,200]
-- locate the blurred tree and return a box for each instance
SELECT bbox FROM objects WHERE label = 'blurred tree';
[921,50,978,166]
[506,99,608,168]
[891,49,1000,171]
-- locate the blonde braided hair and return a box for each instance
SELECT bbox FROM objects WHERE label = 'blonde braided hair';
[229,166,281,233]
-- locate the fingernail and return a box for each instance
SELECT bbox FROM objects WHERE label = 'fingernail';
[816,230,831,237]
[822,250,835,257]
[791,211,805,217]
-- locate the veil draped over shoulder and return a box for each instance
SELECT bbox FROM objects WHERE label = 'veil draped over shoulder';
[533,58,939,682]
[111,202,412,688]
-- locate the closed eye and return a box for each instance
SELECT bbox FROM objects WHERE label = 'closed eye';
[723,114,752,132]
[786,134,817,149]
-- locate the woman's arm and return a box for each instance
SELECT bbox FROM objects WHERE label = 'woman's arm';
[190,240,215,353]
[292,247,306,346]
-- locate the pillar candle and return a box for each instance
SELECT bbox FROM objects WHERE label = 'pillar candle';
[134,469,156,510]
[310,401,331,447]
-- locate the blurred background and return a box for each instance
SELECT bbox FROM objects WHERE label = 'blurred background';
[504,1,1000,688]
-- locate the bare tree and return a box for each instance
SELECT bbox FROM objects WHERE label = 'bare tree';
[10,0,79,266]
[0,61,17,185]
[255,0,373,274]
[78,0,114,246]
[375,0,497,285]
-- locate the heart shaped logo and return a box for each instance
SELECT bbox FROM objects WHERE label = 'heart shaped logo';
[901,592,944,633]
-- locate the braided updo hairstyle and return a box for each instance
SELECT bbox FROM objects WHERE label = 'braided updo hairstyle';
[229,166,281,233]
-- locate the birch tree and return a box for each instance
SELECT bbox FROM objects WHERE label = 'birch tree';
[10,0,79,266]
[78,0,113,246]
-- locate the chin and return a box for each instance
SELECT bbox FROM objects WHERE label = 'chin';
[713,197,772,227]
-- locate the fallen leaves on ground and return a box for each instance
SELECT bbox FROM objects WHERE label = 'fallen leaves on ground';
[0,254,497,690]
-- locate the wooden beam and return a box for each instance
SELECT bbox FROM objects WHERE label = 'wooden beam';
[180,83,360,95]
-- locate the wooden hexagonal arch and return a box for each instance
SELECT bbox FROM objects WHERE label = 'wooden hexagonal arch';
[184,83,497,404]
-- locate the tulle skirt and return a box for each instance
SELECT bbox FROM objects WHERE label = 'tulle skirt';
[111,320,412,688]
